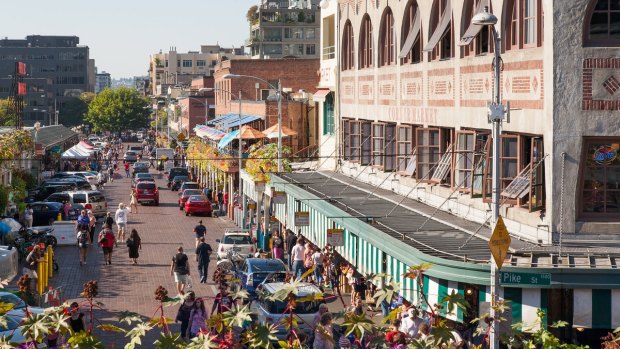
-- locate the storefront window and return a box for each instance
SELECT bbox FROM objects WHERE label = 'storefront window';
[581,140,620,214]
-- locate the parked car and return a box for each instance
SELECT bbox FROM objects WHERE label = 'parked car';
[27,184,76,202]
[0,292,44,314]
[178,189,203,209]
[64,171,98,185]
[252,282,324,339]
[216,231,254,260]
[236,258,286,296]
[132,161,150,176]
[30,201,79,225]
[0,310,49,347]
[135,182,159,205]
[167,167,189,186]
[128,145,143,154]
[184,195,212,216]
[179,181,200,193]
[45,190,108,218]
[170,175,189,191]
[132,173,154,188]
[123,151,138,162]
[43,176,91,190]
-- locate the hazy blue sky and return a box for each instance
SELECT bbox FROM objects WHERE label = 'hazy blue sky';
[2,0,257,78]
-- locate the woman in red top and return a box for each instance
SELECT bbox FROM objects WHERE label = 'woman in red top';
[124,161,130,178]
[98,223,116,265]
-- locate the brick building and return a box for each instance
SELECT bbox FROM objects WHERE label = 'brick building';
[213,58,320,151]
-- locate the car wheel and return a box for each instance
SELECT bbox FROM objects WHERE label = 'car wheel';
[179,205,182,211]
[185,212,189,216]
[154,201,159,206]
[207,212,212,217]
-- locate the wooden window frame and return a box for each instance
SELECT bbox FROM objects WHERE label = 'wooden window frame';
[462,0,493,57]
[402,1,422,64]
[359,16,374,69]
[415,128,442,182]
[505,0,543,51]
[482,134,522,205]
[579,138,620,218]
[454,130,476,192]
[385,124,397,172]
[372,123,386,168]
[397,125,414,173]
[379,8,395,67]
[584,0,620,47]
[361,121,373,165]
[349,120,361,163]
[342,21,355,70]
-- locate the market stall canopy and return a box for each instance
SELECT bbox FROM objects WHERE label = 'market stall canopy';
[78,141,94,149]
[194,125,225,141]
[218,126,266,149]
[207,113,263,130]
[30,125,78,150]
[61,143,93,159]
[262,124,298,139]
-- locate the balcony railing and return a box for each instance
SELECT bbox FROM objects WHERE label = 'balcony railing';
[322,45,335,60]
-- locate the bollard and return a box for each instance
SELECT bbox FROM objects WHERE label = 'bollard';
[37,261,44,295]
[47,245,53,278]
[57,212,62,221]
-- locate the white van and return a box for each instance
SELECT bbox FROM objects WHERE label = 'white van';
[251,282,324,339]
[45,191,108,218]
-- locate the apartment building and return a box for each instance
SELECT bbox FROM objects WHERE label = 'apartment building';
[95,70,111,93]
[246,0,321,59]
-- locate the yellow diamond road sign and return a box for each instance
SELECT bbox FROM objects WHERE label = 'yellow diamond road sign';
[488,216,511,270]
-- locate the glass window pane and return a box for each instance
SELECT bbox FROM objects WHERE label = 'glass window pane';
[503,138,518,156]
[583,167,606,189]
[610,12,620,38]
[596,0,610,11]
[613,1,620,10]
[524,18,536,44]
[590,13,609,39]
[606,191,620,212]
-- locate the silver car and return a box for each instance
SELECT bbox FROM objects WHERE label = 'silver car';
[123,151,138,162]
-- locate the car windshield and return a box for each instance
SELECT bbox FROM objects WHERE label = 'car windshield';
[136,174,152,179]
[223,235,252,244]
[174,176,188,181]
[138,183,156,190]
[126,152,136,156]
[188,195,206,201]
[72,194,87,204]
[263,298,322,315]
[134,163,149,168]
[183,190,202,196]
[250,261,285,272]
[0,293,26,309]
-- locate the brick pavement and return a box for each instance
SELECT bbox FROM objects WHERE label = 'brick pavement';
[42,166,237,347]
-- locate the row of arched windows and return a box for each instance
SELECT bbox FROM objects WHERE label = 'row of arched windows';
[341,0,617,71]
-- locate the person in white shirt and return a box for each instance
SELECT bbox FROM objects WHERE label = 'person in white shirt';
[399,307,427,338]
[290,237,306,279]
[23,204,33,228]
[311,248,324,285]
[115,203,130,243]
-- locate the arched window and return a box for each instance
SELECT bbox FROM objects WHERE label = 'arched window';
[461,0,492,56]
[400,0,422,64]
[359,15,374,69]
[379,8,395,66]
[505,0,543,50]
[585,0,620,46]
[425,0,453,60]
[342,21,355,70]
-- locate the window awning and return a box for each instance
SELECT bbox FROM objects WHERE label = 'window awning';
[194,125,226,141]
[217,129,240,149]
[208,113,263,130]
[573,289,620,329]
[312,89,332,102]
[458,0,489,46]
[399,10,421,58]
[423,0,452,52]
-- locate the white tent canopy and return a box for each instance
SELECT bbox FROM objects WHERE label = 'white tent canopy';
[61,143,94,159]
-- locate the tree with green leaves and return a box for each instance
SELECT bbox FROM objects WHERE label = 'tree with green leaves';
[0,99,16,127]
[59,92,95,127]
[85,87,150,133]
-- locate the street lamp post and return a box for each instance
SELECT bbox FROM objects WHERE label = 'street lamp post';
[472,7,505,349]
[222,74,283,172]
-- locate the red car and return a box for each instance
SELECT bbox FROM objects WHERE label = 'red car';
[179,189,203,210]
[184,195,212,216]
[135,182,159,206]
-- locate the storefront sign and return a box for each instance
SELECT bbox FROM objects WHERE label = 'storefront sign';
[593,145,619,165]
[272,190,287,204]
[327,229,344,246]
[500,271,551,286]
[294,212,310,226]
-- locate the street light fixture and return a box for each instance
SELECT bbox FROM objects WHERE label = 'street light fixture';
[222,74,283,172]
[472,6,505,349]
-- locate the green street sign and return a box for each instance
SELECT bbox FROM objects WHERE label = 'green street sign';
[500,271,551,286]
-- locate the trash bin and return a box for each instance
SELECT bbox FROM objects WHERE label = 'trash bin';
[261,231,271,252]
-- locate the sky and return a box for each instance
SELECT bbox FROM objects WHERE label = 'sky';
[1,0,258,78]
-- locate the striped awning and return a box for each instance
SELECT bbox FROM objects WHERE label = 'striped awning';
[479,286,547,333]
[421,275,465,323]
[573,289,620,329]
[194,125,225,141]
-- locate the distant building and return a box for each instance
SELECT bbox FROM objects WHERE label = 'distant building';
[245,0,321,59]
[0,35,94,126]
[148,45,246,96]
[95,71,111,93]
[134,77,149,97]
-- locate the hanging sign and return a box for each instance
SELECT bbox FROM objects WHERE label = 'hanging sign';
[294,212,310,226]
[327,229,344,246]
[272,190,287,204]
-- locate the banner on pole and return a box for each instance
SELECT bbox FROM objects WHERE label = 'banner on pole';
[294,211,310,226]
[327,229,344,246]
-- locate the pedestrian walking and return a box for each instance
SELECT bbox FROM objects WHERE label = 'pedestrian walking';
[76,210,90,233]
[76,225,91,266]
[303,243,314,281]
[67,302,86,333]
[313,312,334,349]
[217,191,224,215]
[171,246,191,295]
[98,223,116,265]
[188,298,209,339]
[23,204,33,228]
[87,210,96,243]
[126,229,141,265]
[312,247,324,286]
[124,161,130,178]
[115,203,129,243]
[285,229,297,269]
[175,291,195,341]
[195,237,212,283]
[129,190,138,214]
[272,231,284,261]
[23,245,42,290]
[291,237,306,279]
[104,212,114,230]
[193,220,206,248]
[62,201,71,220]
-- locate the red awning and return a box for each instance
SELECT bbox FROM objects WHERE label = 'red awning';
[312,89,331,101]
[78,141,93,149]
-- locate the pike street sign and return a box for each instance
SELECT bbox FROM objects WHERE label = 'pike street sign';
[500,271,551,286]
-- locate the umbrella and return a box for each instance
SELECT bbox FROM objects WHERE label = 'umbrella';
[239,125,267,139]
[262,124,298,139]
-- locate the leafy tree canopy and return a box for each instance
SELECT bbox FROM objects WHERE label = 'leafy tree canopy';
[85,87,150,133]
[60,92,95,127]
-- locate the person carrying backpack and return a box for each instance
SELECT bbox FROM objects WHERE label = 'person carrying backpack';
[98,223,116,265]
[77,226,91,266]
